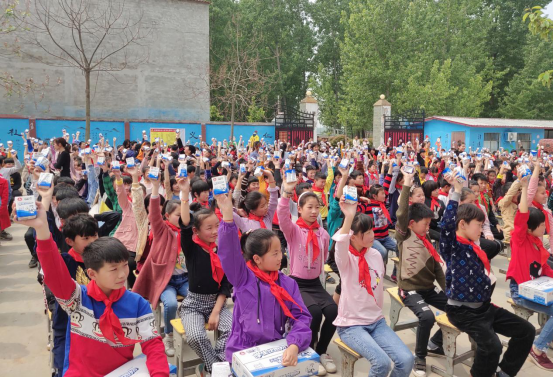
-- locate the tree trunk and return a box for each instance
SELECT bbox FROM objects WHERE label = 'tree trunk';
[85,69,91,140]
[230,97,236,142]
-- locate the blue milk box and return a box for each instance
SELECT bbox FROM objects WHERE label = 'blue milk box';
[519,277,553,306]
[15,196,37,220]
[212,176,229,195]
[178,164,188,178]
[104,354,177,377]
[126,157,135,168]
[344,186,358,204]
[232,339,319,377]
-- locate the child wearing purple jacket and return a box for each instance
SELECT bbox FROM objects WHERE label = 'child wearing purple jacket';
[215,193,312,366]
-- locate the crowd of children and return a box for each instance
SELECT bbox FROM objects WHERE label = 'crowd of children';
[1,129,553,377]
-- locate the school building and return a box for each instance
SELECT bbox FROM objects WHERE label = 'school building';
[423,116,553,152]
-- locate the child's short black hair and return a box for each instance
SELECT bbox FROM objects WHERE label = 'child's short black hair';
[419,167,428,175]
[439,178,451,189]
[83,237,129,272]
[528,207,546,231]
[469,180,479,188]
[191,180,210,197]
[122,176,132,185]
[57,198,89,220]
[461,187,475,202]
[422,180,439,198]
[54,176,76,187]
[350,170,363,182]
[187,164,196,174]
[314,171,327,181]
[247,176,259,186]
[472,173,487,183]
[53,185,79,202]
[455,203,486,229]
[62,213,98,240]
[409,203,434,223]
[296,182,311,195]
[305,165,316,173]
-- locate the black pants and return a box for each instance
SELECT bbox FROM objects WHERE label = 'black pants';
[480,238,502,260]
[428,228,440,241]
[399,287,447,359]
[307,303,338,355]
[490,223,504,241]
[24,227,36,257]
[273,226,288,270]
[126,251,137,288]
[445,302,535,377]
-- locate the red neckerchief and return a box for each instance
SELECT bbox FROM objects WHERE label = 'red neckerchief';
[192,235,224,287]
[246,261,302,320]
[86,281,140,345]
[369,199,392,224]
[430,197,440,212]
[430,174,438,182]
[456,235,490,275]
[488,179,495,186]
[165,220,181,257]
[479,192,489,213]
[395,183,402,190]
[348,245,374,298]
[193,198,209,208]
[529,233,550,266]
[438,190,449,197]
[369,171,378,181]
[296,218,321,262]
[248,213,267,229]
[312,184,327,206]
[532,201,551,234]
[215,208,223,221]
[495,196,504,205]
[68,248,84,263]
[127,194,132,203]
[415,233,442,264]
[229,182,235,191]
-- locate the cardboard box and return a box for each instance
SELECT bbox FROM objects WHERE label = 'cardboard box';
[212,362,233,377]
[519,277,553,306]
[232,339,319,377]
[104,354,177,377]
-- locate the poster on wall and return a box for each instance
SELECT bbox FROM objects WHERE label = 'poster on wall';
[150,128,186,146]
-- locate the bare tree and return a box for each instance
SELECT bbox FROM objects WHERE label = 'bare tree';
[13,0,151,139]
[210,14,273,141]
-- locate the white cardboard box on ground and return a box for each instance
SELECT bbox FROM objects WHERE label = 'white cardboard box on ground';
[232,339,319,377]
[519,276,553,306]
[104,354,177,377]
[212,362,233,377]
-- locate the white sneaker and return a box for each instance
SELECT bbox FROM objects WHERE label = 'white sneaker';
[411,356,427,377]
[164,334,175,357]
[320,354,337,373]
[317,363,327,376]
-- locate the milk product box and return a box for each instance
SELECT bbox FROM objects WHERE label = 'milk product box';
[519,277,553,306]
[339,158,349,169]
[148,167,160,180]
[97,156,105,166]
[518,164,532,179]
[15,196,37,220]
[178,164,188,178]
[36,156,48,171]
[222,161,230,169]
[38,172,53,188]
[104,354,177,377]
[212,362,233,377]
[126,157,135,168]
[232,339,319,377]
[111,161,121,170]
[285,169,297,183]
[284,159,291,169]
[254,166,265,178]
[240,164,247,174]
[344,186,358,204]
[213,176,229,195]
[84,148,91,155]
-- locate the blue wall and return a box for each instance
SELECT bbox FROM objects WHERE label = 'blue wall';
[205,124,275,145]
[424,120,546,151]
[0,118,30,157]
[130,122,202,145]
[35,119,125,145]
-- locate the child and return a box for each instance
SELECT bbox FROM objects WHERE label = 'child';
[16,202,168,376]
[507,175,553,370]
[440,181,535,377]
[422,180,445,242]
[528,160,552,255]
[215,193,312,366]
[498,181,520,243]
[437,178,451,207]
[234,170,278,232]
[191,179,211,208]
[133,172,188,357]
[312,165,334,231]
[278,181,337,375]
[179,178,233,376]
[333,198,413,377]
[395,168,447,376]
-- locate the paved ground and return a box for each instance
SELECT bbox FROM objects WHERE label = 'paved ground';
[0,223,551,376]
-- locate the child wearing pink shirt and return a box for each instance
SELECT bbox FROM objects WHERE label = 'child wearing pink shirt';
[278,181,336,376]
[332,198,413,377]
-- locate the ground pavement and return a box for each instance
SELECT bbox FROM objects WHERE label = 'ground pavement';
[0,223,551,376]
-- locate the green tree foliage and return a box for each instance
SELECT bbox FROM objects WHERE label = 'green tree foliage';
[210,105,224,122]
[523,6,553,88]
[247,99,267,122]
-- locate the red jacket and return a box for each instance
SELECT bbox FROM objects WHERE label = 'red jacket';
[507,211,553,285]
[0,176,10,231]
[133,196,181,307]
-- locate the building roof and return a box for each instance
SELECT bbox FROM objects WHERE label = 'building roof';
[425,116,552,129]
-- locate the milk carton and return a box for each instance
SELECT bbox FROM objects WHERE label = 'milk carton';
[240,164,247,174]
[344,186,358,204]
[84,148,91,155]
[178,164,188,178]
[403,165,415,174]
[339,158,349,169]
[284,159,291,170]
[15,196,37,220]
[212,176,229,195]
[285,169,297,183]
[232,339,319,377]
[212,362,233,377]
[148,166,160,180]
[104,354,177,377]
[254,166,265,178]
[97,156,105,166]
[36,156,48,171]
[111,161,120,170]
[126,157,135,168]
[38,172,53,188]
[222,161,230,169]
[518,277,553,306]
[518,164,532,179]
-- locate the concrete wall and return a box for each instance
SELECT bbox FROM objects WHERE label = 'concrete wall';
[424,120,546,151]
[0,0,210,122]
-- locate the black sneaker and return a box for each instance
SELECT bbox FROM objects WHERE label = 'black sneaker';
[28,256,38,268]
[495,370,510,377]
[427,345,445,357]
[411,357,426,377]
[0,230,13,241]
[325,273,336,285]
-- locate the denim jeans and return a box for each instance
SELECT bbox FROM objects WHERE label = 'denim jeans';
[337,318,414,377]
[509,282,553,352]
[160,273,189,334]
[373,236,397,265]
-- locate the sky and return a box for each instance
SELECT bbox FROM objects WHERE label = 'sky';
[546,1,553,19]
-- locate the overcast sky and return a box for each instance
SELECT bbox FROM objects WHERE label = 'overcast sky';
[546,1,553,18]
